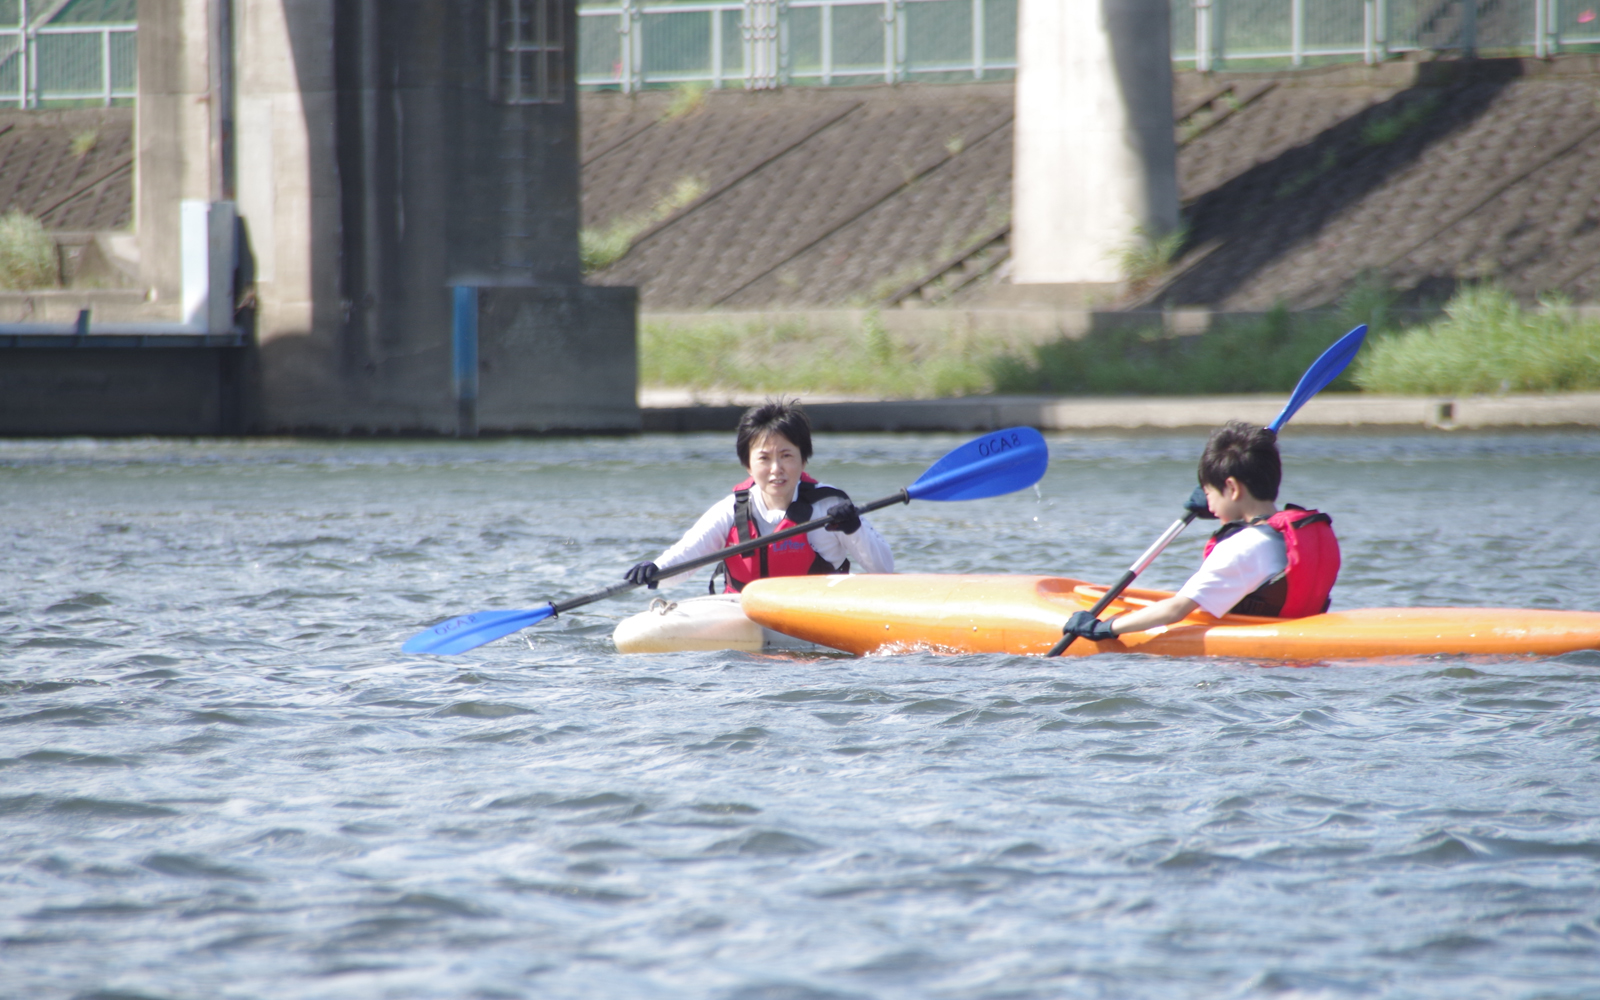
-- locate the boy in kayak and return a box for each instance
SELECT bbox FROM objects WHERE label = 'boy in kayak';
[1062,420,1339,642]
[624,399,894,592]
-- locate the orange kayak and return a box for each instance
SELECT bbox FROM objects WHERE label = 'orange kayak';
[739,574,1600,660]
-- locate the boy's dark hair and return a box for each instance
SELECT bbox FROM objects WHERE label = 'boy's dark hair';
[736,398,813,467]
[1198,420,1280,501]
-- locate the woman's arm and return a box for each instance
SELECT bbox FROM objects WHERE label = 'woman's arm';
[808,496,894,573]
[652,495,737,573]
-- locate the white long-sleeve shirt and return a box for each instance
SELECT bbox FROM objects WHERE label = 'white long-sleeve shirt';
[653,482,894,589]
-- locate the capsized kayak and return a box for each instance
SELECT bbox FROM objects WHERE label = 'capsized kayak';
[613,594,838,654]
[739,574,1600,660]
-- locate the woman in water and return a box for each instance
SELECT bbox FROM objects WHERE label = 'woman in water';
[625,399,893,592]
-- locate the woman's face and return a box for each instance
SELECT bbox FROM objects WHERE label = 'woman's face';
[746,431,805,510]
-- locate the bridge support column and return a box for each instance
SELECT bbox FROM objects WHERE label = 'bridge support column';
[1010,0,1180,299]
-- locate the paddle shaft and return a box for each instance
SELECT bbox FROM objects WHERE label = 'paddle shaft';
[547,489,912,617]
[1044,511,1198,657]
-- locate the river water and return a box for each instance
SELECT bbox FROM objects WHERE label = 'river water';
[2,430,1598,1000]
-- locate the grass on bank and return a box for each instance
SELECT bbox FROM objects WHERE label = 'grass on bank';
[0,211,57,290]
[991,306,1364,395]
[641,286,1600,399]
[581,175,708,273]
[641,312,1001,398]
[1352,286,1600,394]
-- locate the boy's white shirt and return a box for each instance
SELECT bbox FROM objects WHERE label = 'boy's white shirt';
[1176,523,1288,618]
[653,483,894,588]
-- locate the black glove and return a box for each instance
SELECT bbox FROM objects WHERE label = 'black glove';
[1184,484,1218,520]
[624,561,660,590]
[1063,610,1117,643]
[824,502,864,535]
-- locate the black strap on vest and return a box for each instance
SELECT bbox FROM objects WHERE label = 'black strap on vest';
[721,481,852,592]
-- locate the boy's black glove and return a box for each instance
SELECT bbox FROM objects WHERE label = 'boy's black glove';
[1184,485,1218,520]
[1063,610,1117,643]
[825,502,863,535]
[624,561,660,589]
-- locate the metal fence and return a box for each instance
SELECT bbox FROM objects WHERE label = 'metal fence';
[0,22,137,107]
[578,0,1016,90]
[578,0,1600,90]
[1175,0,1600,69]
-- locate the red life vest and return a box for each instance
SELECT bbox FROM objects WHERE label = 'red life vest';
[720,474,851,593]
[1201,504,1340,618]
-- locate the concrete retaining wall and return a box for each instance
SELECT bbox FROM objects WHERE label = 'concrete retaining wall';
[0,348,244,435]
[478,287,640,434]
[642,393,1600,433]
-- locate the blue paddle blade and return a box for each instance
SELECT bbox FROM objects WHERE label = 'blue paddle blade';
[905,426,1049,502]
[401,605,556,655]
[1269,324,1368,432]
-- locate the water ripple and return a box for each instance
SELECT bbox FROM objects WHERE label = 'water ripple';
[0,433,1597,998]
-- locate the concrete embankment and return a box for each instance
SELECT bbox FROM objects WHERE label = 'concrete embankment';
[640,392,1600,433]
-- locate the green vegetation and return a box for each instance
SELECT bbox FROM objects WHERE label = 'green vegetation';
[641,286,1600,400]
[1353,286,1600,394]
[1276,149,1338,199]
[640,313,1002,399]
[580,175,707,273]
[661,82,707,121]
[642,306,1368,400]
[70,129,99,159]
[0,211,58,290]
[1359,95,1440,146]
[1114,225,1187,293]
[991,306,1363,396]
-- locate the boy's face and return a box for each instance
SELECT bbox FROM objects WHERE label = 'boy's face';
[1202,478,1250,522]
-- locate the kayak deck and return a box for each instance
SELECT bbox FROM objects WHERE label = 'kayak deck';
[739,574,1600,660]
[612,594,837,654]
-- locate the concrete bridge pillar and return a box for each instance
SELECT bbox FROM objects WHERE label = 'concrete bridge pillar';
[135,0,221,304]
[135,0,638,435]
[1011,0,1180,296]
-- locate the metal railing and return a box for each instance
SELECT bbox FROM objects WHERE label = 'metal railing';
[0,22,137,107]
[578,0,1016,91]
[579,0,1600,90]
[1175,0,1600,69]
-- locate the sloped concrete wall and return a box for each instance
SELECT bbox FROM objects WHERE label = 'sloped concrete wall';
[581,57,1600,312]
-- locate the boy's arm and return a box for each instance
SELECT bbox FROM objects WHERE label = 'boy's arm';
[1063,594,1198,643]
[1075,526,1282,638]
[1106,595,1198,635]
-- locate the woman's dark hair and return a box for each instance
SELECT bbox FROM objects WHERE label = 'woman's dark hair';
[1198,420,1280,501]
[736,398,813,467]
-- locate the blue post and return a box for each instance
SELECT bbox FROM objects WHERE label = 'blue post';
[451,285,479,438]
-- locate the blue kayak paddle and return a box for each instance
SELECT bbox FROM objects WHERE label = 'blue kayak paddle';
[1044,323,1368,657]
[403,426,1051,655]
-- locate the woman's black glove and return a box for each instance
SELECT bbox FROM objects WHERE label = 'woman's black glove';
[1184,485,1218,520]
[624,561,660,589]
[825,502,864,535]
[1063,610,1117,642]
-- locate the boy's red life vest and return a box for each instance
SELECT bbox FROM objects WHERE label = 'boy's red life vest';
[720,474,851,593]
[1202,504,1340,618]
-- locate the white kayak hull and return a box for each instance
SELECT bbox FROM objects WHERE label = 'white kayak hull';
[612,594,834,654]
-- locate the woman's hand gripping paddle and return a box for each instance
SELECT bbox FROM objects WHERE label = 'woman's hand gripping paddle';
[403,427,1051,655]
[1044,323,1367,658]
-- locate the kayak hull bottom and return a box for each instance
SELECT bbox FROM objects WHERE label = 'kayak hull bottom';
[738,574,1600,661]
[613,594,836,654]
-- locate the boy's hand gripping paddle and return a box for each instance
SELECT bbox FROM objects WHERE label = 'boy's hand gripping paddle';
[1044,324,1368,658]
[404,427,1050,655]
